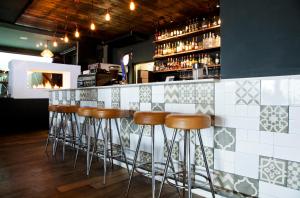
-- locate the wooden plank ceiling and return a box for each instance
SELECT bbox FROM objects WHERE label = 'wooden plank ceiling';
[16,0,219,41]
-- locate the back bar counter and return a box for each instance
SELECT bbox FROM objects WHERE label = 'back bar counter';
[49,75,300,198]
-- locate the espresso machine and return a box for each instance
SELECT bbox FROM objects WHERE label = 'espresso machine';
[192,62,208,80]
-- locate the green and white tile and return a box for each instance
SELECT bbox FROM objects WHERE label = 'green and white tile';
[287,161,300,190]
[139,86,152,103]
[235,80,260,105]
[165,84,179,103]
[195,103,215,115]
[195,145,214,169]
[164,140,179,161]
[259,155,287,187]
[195,83,214,104]
[260,105,289,133]
[178,83,195,104]
[214,127,236,151]
[151,103,164,111]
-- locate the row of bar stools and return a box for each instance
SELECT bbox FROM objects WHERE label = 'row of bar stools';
[53,105,80,160]
[160,114,215,198]
[126,111,180,198]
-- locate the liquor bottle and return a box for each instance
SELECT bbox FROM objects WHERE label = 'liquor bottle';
[201,18,207,29]
[208,32,213,48]
[203,34,207,48]
[215,53,220,64]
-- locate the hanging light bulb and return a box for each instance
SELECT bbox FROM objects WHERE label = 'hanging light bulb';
[64,34,69,43]
[129,0,135,11]
[53,40,58,47]
[90,22,95,30]
[105,10,111,21]
[36,44,40,48]
[75,28,80,38]
[39,42,43,46]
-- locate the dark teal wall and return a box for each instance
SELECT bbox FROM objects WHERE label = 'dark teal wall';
[220,0,300,78]
[109,38,154,65]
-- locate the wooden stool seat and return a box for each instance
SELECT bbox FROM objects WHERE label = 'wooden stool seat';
[48,105,58,112]
[92,108,132,119]
[56,105,80,113]
[77,107,99,117]
[133,111,170,125]
[165,114,211,130]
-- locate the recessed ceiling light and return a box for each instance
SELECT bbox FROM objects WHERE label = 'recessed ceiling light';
[19,36,28,40]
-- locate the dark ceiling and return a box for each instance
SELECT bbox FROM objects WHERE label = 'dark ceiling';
[0,0,219,50]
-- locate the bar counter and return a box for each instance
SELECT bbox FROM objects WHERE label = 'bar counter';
[49,75,300,198]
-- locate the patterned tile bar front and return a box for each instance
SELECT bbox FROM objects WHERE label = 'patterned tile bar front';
[49,76,300,198]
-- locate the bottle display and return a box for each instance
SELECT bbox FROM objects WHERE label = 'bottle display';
[153,15,221,79]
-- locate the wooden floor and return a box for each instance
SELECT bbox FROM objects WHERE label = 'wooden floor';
[0,131,204,198]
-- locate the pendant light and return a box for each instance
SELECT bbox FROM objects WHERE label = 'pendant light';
[64,34,69,43]
[53,40,58,47]
[41,40,54,58]
[105,9,111,21]
[75,24,80,38]
[129,0,135,11]
[90,22,95,30]
[90,0,96,30]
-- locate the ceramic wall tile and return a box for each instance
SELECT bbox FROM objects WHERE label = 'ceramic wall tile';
[164,140,179,161]
[235,80,260,105]
[80,89,97,101]
[259,181,300,198]
[139,103,151,111]
[259,156,288,187]
[233,175,259,197]
[165,103,196,114]
[234,152,259,179]
[195,146,214,169]
[152,85,164,103]
[120,118,132,148]
[97,101,105,108]
[213,170,235,191]
[139,86,152,103]
[287,161,300,190]
[164,84,179,103]
[151,103,164,111]
[178,83,195,104]
[111,87,120,104]
[289,79,300,106]
[214,127,236,151]
[139,150,152,163]
[261,79,289,105]
[260,105,289,133]
[129,102,140,111]
[195,83,214,104]
[195,103,215,115]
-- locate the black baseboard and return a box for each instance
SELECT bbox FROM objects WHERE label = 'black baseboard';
[0,98,48,133]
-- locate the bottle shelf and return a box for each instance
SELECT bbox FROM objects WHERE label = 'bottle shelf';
[154,25,220,43]
[153,46,220,59]
[153,64,221,73]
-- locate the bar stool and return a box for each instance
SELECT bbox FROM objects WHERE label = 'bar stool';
[126,111,180,198]
[160,114,215,198]
[53,105,80,160]
[90,108,131,184]
[73,107,99,175]
[45,105,58,153]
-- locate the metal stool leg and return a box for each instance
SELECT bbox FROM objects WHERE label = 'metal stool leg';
[88,118,102,175]
[158,128,181,198]
[103,119,109,184]
[197,130,215,198]
[114,118,130,176]
[74,117,86,168]
[151,125,155,198]
[45,111,56,153]
[108,119,114,169]
[126,125,145,197]
[186,131,192,198]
